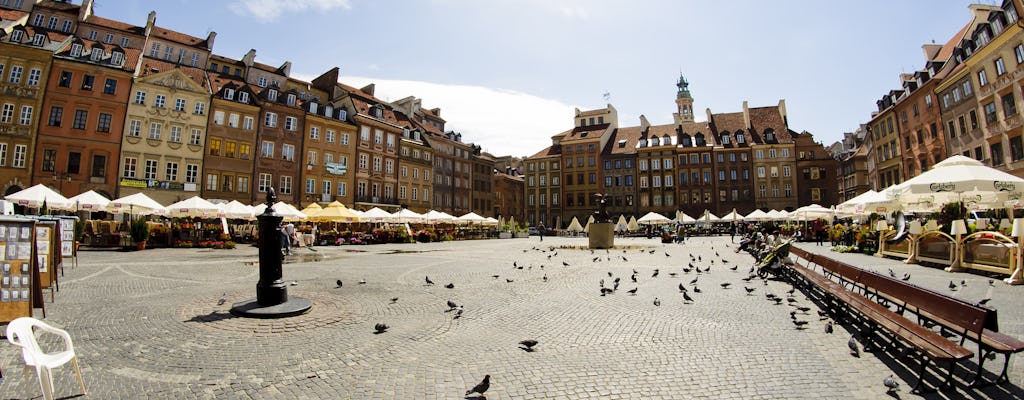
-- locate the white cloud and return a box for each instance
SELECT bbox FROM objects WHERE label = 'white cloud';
[229,0,352,22]
[339,76,576,157]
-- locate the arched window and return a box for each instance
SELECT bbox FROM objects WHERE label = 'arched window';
[735,130,745,144]
[680,134,692,147]
[663,134,672,146]
[764,129,776,142]
[720,133,730,145]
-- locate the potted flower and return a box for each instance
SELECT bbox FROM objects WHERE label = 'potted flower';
[130,218,150,250]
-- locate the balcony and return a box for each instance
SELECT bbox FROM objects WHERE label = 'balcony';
[354,195,398,205]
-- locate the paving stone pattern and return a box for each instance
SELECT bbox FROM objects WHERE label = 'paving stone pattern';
[0,236,1021,399]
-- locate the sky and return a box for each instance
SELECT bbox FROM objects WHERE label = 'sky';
[95,0,988,157]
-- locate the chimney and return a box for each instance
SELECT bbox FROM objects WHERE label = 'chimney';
[361,83,375,96]
[242,49,256,67]
[206,31,217,51]
[639,115,651,134]
[280,61,291,77]
[79,0,94,21]
[745,101,753,129]
[922,43,942,60]
[778,99,788,127]
[431,107,441,118]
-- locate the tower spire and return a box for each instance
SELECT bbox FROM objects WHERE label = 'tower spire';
[675,74,694,123]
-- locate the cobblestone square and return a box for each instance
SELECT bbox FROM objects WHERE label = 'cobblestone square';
[1,236,1022,399]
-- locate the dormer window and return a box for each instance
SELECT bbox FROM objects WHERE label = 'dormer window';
[10,30,23,42]
[90,48,104,61]
[325,105,333,117]
[224,88,235,100]
[736,132,745,144]
[32,34,44,46]
[681,134,692,147]
[695,133,706,147]
[309,102,317,114]
[70,43,83,57]
[110,51,124,66]
[765,129,776,142]
[267,89,278,102]
[238,92,249,103]
[286,94,296,106]
[337,109,347,120]
[721,134,730,145]
[651,137,660,146]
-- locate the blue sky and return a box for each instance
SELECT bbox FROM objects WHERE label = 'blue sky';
[97,0,980,156]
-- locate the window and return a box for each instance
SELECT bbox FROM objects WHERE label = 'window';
[9,30,21,42]
[58,71,72,88]
[144,159,157,179]
[757,166,765,178]
[979,70,989,86]
[258,173,272,192]
[0,103,11,123]
[963,80,972,96]
[285,116,297,131]
[172,98,185,112]
[8,65,22,84]
[308,150,317,165]
[97,113,111,133]
[25,68,41,86]
[718,170,724,181]
[148,123,161,139]
[47,106,62,126]
[206,174,218,191]
[279,175,292,194]
[225,113,239,128]
[337,182,346,197]
[238,143,250,160]
[261,141,274,158]
[127,119,141,137]
[0,143,6,166]
[41,149,56,172]
[770,167,778,178]
[1011,136,1024,161]
[121,37,129,47]
[46,16,57,30]
[134,91,146,104]
[985,102,998,124]
[32,14,43,26]
[190,53,199,67]
[374,130,383,144]
[185,164,198,183]
[72,109,88,129]
[975,146,984,161]
[387,133,395,148]
[80,74,94,90]
[188,129,201,146]
[996,58,1007,76]
[327,130,336,143]
[257,76,267,87]
[305,178,315,194]
[1016,44,1024,65]
[992,142,1005,166]
[111,51,124,66]
[783,166,791,177]
[925,94,933,108]
[264,112,277,127]
[970,110,978,129]
[282,144,294,161]
[239,92,249,103]
[122,157,137,178]
[237,176,249,193]
[169,126,182,143]
[101,78,117,95]
[154,94,165,108]
[165,162,178,181]
[162,45,173,61]
[1003,92,1017,116]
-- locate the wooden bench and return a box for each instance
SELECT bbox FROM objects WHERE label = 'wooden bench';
[786,247,973,393]
[789,246,1024,387]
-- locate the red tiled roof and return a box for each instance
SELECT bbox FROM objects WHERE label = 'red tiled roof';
[210,53,244,66]
[138,57,209,89]
[53,36,141,72]
[562,122,610,142]
[747,106,791,143]
[0,8,27,21]
[209,73,249,93]
[251,60,284,74]
[709,111,745,134]
[82,15,144,34]
[606,127,641,155]
[152,25,208,49]
[936,22,972,61]
[36,0,79,11]
[527,145,559,159]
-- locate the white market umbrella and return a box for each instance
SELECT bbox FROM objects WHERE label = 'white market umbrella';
[424,209,455,223]
[637,211,671,225]
[566,216,584,232]
[108,192,167,215]
[167,196,222,218]
[392,208,425,223]
[457,212,487,224]
[765,209,784,220]
[583,215,596,233]
[675,210,696,224]
[482,217,500,226]
[791,204,833,221]
[836,190,899,216]
[720,209,744,222]
[627,216,640,231]
[5,184,71,210]
[315,201,359,222]
[361,207,394,222]
[615,215,628,231]
[701,210,720,223]
[891,155,1024,210]
[67,190,109,211]
[253,201,307,221]
[220,200,255,220]
[745,209,769,221]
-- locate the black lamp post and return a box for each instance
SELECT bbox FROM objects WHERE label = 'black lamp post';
[230,188,312,318]
[52,171,72,195]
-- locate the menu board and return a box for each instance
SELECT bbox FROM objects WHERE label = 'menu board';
[34,220,60,292]
[59,218,75,257]
[0,218,35,323]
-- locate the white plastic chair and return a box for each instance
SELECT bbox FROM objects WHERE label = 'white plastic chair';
[6,317,86,399]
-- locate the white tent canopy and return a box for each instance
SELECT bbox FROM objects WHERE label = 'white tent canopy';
[615,214,628,231]
[423,210,456,223]
[745,209,769,221]
[720,209,744,222]
[253,201,307,221]
[627,216,640,231]
[108,192,167,215]
[791,204,833,221]
[676,210,696,224]
[220,200,255,220]
[67,190,109,211]
[360,207,393,222]
[566,217,584,232]
[4,184,71,210]
[391,208,425,223]
[583,215,596,233]
[166,196,222,218]
[637,212,671,225]
[457,212,487,224]
[890,155,1024,211]
[700,210,720,223]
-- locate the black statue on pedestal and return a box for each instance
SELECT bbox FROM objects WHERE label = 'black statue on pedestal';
[592,193,610,223]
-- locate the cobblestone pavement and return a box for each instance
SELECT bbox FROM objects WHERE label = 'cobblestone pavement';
[0,236,1022,399]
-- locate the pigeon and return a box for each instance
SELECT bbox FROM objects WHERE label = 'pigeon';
[465,375,490,397]
[626,287,638,295]
[562,261,570,267]
[447,300,458,310]
[600,287,614,296]
[513,261,517,268]
[961,279,967,287]
[506,279,514,283]
[825,321,833,334]
[771,298,783,305]
[689,277,699,285]
[608,271,613,277]
[888,268,896,278]
[793,320,809,329]
[613,282,620,291]
[796,306,811,313]
[730,265,738,271]
[358,279,367,285]
[289,280,298,286]
[883,374,900,393]
[679,283,687,292]
[653,297,661,306]
[389,297,399,303]
[978,298,992,306]
[631,274,638,283]
[335,279,343,288]
[682,291,694,303]
[217,292,227,306]
[848,336,861,357]
[668,272,677,277]
[492,275,500,279]
[600,279,605,287]
[787,298,798,304]
[720,283,732,289]
[542,275,548,282]
[613,277,621,284]
[989,279,996,287]
[445,283,455,289]
[652,269,660,278]
[519,339,538,352]
[901,273,911,281]
[374,323,389,334]
[453,307,464,319]
[744,286,755,295]
[948,280,957,290]
[786,288,796,295]
[693,286,702,293]
[665,252,671,257]
[425,276,434,285]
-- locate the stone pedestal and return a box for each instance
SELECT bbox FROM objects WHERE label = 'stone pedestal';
[589,223,614,249]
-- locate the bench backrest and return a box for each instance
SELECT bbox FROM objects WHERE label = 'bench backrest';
[856,269,988,337]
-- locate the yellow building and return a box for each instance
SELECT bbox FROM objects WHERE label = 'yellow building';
[867,100,903,189]
[0,20,57,195]
[118,59,210,204]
